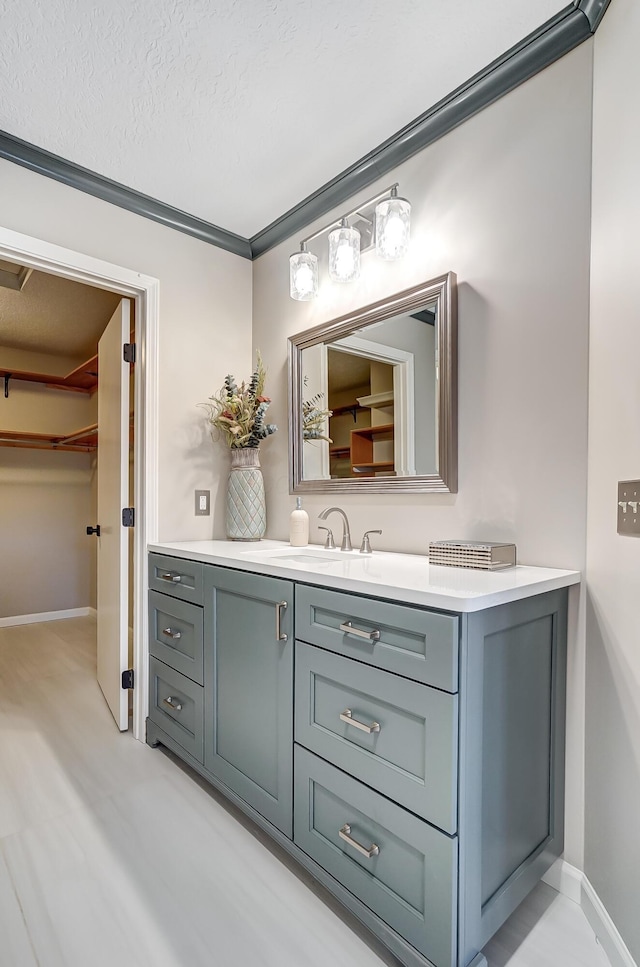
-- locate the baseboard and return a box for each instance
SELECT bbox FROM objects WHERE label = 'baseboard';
[543,860,637,967]
[0,607,94,628]
[582,876,637,967]
[542,857,583,903]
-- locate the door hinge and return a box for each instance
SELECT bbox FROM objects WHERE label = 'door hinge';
[123,342,136,364]
[121,669,134,689]
[122,507,135,527]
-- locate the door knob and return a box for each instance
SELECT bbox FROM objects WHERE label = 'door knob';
[86,525,101,536]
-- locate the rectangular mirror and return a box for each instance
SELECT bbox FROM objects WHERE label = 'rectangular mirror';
[288,271,457,494]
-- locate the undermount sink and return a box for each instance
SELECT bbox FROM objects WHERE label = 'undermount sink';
[241,546,363,565]
[273,552,342,564]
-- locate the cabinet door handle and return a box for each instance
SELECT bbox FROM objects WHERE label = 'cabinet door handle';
[160,572,182,583]
[339,620,380,642]
[340,709,380,734]
[163,696,183,712]
[275,600,288,641]
[162,628,182,640]
[338,824,379,858]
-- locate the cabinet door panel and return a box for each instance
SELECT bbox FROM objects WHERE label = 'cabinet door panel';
[204,566,294,836]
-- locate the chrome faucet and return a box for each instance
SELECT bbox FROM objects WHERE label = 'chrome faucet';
[318,507,352,551]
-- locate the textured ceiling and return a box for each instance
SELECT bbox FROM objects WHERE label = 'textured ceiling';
[0,265,121,359]
[0,0,566,238]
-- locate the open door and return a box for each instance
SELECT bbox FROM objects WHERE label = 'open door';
[96,300,130,730]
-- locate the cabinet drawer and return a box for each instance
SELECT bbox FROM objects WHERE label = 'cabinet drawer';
[295,585,458,692]
[149,591,204,684]
[295,642,458,834]
[148,657,204,762]
[148,553,203,604]
[294,747,457,967]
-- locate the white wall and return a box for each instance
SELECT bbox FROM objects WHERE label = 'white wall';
[253,43,593,868]
[0,159,253,544]
[586,0,640,960]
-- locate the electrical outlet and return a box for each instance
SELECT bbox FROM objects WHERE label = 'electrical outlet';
[195,490,210,516]
[617,480,640,536]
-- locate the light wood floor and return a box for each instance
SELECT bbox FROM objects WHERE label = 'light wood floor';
[0,617,610,967]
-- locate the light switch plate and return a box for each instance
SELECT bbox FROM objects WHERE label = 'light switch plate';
[617,480,640,536]
[195,490,210,516]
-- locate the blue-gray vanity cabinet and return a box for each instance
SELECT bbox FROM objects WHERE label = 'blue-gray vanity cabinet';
[147,551,570,967]
[202,565,294,837]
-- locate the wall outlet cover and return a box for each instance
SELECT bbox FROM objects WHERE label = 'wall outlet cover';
[195,489,210,516]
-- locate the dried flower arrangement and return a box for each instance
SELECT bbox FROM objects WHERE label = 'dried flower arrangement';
[302,385,333,443]
[200,351,277,449]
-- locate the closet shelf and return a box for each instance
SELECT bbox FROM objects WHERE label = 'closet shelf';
[356,391,394,408]
[0,423,98,452]
[0,354,99,396]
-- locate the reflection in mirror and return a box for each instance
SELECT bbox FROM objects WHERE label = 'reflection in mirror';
[289,272,457,494]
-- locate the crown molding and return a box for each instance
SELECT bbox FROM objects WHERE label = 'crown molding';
[578,0,612,32]
[0,1,610,261]
[0,130,252,259]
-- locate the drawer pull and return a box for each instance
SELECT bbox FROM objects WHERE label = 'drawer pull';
[339,620,381,642]
[276,600,288,641]
[340,709,380,734]
[163,696,183,712]
[159,572,182,583]
[162,628,182,640]
[339,824,379,859]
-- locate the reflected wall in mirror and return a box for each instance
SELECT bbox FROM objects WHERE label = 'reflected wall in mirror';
[288,272,457,494]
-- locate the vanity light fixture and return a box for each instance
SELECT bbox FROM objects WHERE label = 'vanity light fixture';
[288,183,411,300]
[328,218,361,283]
[289,242,318,301]
[375,185,411,260]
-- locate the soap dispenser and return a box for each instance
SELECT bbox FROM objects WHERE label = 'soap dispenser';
[289,497,309,547]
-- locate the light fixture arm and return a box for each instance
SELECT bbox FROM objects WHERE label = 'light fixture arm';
[298,183,399,249]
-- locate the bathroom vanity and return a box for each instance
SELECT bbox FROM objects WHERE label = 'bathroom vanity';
[146,540,579,967]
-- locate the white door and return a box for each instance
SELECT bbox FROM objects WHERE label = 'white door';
[96,300,130,730]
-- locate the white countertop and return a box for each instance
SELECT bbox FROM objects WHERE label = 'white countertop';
[148,540,580,613]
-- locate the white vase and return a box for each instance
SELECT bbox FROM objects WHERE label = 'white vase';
[226,448,266,541]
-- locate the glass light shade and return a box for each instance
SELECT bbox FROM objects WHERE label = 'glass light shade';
[328,219,361,283]
[289,247,318,301]
[375,190,411,260]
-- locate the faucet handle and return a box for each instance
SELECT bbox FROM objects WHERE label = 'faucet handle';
[360,529,382,554]
[318,526,336,550]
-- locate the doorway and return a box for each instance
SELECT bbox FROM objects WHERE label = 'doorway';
[0,225,159,740]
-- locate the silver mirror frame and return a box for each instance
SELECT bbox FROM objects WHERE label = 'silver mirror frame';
[288,271,457,494]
